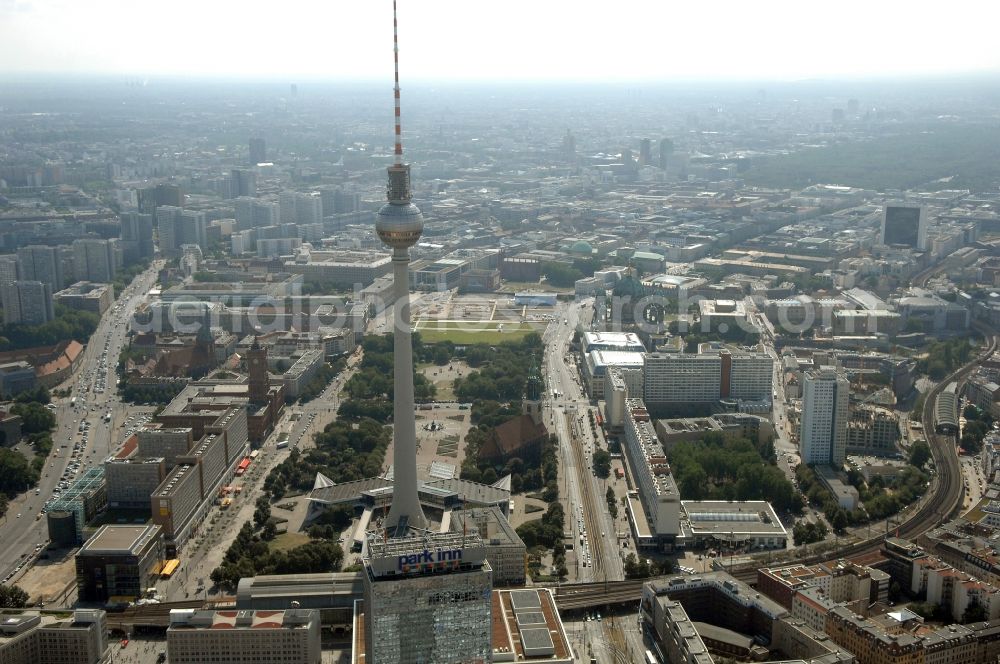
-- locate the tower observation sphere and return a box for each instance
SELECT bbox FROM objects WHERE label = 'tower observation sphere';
[375,165,423,249]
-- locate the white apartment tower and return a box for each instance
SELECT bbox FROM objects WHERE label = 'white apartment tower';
[800,368,850,466]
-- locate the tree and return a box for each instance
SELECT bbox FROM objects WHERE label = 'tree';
[253,495,271,530]
[592,449,611,479]
[0,584,28,608]
[963,600,988,624]
[830,509,849,534]
[908,441,932,470]
[261,521,277,541]
[606,487,618,519]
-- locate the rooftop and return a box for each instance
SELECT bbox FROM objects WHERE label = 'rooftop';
[79,524,162,556]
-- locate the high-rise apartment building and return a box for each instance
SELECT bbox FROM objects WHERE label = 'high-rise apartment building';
[73,238,119,282]
[17,244,63,292]
[278,191,323,225]
[230,168,257,198]
[120,212,155,262]
[249,137,267,165]
[2,280,54,325]
[800,368,850,466]
[234,197,280,230]
[296,192,323,225]
[157,206,207,253]
[881,203,928,250]
[320,187,360,215]
[0,255,19,287]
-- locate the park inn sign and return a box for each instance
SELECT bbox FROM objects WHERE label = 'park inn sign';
[398,548,463,572]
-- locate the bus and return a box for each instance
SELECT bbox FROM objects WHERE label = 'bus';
[276,440,289,450]
[645,650,658,664]
[160,559,180,579]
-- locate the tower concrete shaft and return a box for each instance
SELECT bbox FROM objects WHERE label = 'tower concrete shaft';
[384,245,427,534]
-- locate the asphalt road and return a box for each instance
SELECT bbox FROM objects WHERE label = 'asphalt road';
[544,298,624,583]
[0,263,160,587]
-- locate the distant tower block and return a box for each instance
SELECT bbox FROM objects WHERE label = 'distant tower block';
[378,0,427,535]
[249,138,266,165]
[639,138,652,167]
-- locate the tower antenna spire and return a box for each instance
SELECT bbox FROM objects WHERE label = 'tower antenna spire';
[392,0,403,166]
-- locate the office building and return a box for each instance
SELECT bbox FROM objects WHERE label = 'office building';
[0,361,37,397]
[167,609,320,664]
[882,203,927,250]
[490,589,573,663]
[2,280,54,325]
[679,501,787,550]
[16,244,63,292]
[361,531,493,664]
[151,464,201,555]
[623,399,681,545]
[800,369,850,466]
[450,506,527,586]
[583,349,644,398]
[120,211,155,262]
[45,468,107,547]
[138,183,183,213]
[53,281,115,316]
[72,239,118,283]
[104,456,167,509]
[249,137,267,165]
[0,610,108,664]
[644,344,773,409]
[75,524,164,602]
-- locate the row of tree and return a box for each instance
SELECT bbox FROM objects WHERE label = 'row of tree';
[0,305,99,351]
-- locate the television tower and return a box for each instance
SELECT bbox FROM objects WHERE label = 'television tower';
[377,0,427,535]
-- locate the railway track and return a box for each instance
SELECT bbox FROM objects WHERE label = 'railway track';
[728,323,998,574]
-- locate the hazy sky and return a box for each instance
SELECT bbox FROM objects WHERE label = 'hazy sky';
[1,0,998,82]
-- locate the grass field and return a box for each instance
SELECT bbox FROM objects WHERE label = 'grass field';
[269,532,310,552]
[414,319,542,344]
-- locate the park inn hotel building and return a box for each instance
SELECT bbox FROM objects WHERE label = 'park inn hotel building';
[359,531,493,664]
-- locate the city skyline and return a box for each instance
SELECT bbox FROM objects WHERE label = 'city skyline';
[1,0,999,81]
